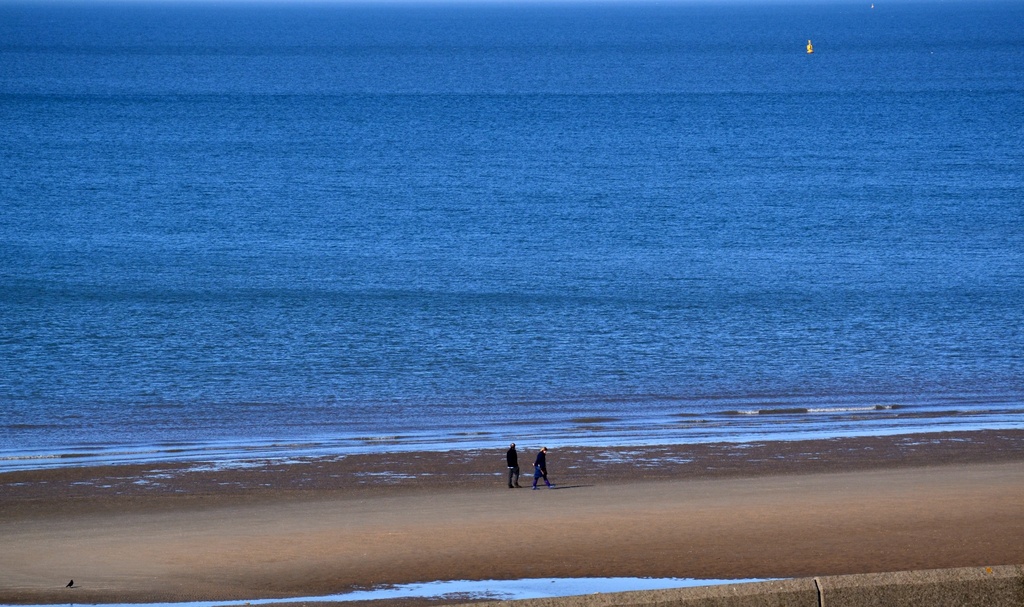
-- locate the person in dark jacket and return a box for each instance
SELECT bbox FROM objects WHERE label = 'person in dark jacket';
[532,446,553,489]
[506,442,521,488]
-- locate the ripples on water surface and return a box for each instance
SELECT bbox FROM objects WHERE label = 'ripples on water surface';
[1,1,1022,469]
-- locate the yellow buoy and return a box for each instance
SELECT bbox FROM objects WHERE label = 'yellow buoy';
[806,40,814,54]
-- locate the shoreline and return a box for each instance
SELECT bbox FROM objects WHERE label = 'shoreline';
[5,395,1022,475]
[3,429,1023,506]
[2,429,1024,606]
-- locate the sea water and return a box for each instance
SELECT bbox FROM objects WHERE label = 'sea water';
[1,0,1023,470]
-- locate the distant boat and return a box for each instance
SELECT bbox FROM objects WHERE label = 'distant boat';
[806,40,814,54]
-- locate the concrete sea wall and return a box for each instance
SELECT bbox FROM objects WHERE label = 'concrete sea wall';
[463,565,1024,607]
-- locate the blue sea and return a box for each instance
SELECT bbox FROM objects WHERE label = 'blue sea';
[1,0,1022,471]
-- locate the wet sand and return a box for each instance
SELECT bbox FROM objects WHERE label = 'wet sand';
[2,430,1023,605]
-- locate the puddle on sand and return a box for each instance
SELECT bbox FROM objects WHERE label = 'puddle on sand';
[5,577,770,607]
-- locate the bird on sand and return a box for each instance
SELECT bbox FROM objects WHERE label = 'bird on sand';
[66,580,74,588]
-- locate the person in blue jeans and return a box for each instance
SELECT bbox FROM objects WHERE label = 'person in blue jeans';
[532,446,554,489]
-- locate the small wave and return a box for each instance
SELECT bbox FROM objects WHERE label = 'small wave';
[358,435,409,443]
[722,405,904,416]
[240,442,320,451]
[572,416,621,424]
[0,445,189,464]
[5,423,61,430]
[896,410,962,419]
[135,403,184,410]
[721,408,810,416]
[0,453,63,461]
[807,406,891,414]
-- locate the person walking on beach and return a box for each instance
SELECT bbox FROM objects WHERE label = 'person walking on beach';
[506,442,521,488]
[532,446,553,489]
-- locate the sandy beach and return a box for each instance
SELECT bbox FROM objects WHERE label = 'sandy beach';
[2,430,1023,605]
